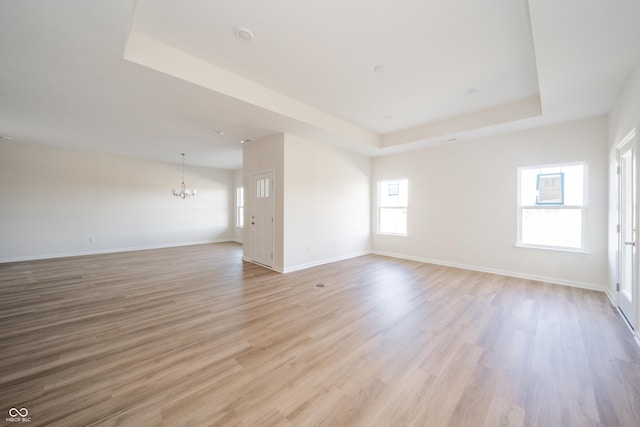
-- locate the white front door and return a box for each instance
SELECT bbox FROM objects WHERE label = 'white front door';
[250,171,274,268]
[618,129,637,329]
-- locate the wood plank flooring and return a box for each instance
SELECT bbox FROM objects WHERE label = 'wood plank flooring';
[1,243,639,426]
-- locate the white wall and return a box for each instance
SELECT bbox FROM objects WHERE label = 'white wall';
[242,133,371,273]
[609,62,640,147]
[283,134,371,272]
[372,116,609,289]
[0,141,234,262]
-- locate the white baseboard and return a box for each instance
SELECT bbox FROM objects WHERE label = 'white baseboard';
[616,305,640,349]
[605,289,640,350]
[241,256,281,273]
[600,285,640,349]
[282,250,372,274]
[372,250,606,292]
[0,239,234,263]
[372,251,640,349]
[241,251,372,274]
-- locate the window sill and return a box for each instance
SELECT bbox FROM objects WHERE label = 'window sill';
[377,232,408,237]
[514,243,590,255]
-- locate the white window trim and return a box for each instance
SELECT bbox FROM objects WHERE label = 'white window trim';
[236,186,244,228]
[377,178,408,237]
[516,161,589,253]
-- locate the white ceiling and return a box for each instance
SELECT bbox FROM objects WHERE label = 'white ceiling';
[1,0,639,169]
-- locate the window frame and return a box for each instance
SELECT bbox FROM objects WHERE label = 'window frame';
[236,186,244,228]
[377,178,409,236]
[516,162,589,253]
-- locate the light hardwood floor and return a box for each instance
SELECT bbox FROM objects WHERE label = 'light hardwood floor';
[1,243,639,426]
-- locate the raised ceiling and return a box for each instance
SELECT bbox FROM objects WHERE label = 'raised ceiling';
[1,0,640,169]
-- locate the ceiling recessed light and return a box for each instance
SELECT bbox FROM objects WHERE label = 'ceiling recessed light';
[240,139,251,144]
[213,130,224,135]
[374,65,385,74]
[235,27,254,42]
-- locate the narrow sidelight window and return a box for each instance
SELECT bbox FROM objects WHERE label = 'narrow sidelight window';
[236,186,244,227]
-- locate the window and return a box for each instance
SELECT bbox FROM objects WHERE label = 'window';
[236,187,244,227]
[256,178,270,198]
[517,163,587,251]
[377,179,408,235]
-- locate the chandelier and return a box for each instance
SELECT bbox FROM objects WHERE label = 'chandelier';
[172,153,197,199]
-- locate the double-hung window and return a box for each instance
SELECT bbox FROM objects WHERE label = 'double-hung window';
[517,162,587,251]
[377,179,408,235]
